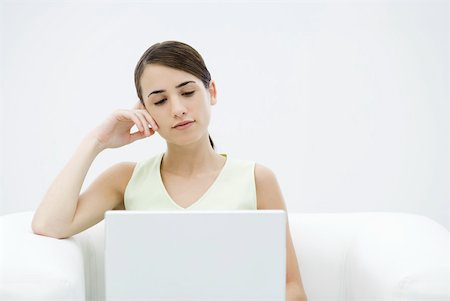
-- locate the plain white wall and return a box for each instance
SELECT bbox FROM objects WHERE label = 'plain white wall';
[1,0,448,230]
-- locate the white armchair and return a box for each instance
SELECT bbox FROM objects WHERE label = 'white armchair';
[0,211,449,301]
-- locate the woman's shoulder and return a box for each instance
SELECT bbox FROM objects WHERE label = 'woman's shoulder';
[105,161,138,186]
[253,162,278,186]
[110,161,137,172]
[253,162,286,210]
[111,153,162,175]
[109,153,164,186]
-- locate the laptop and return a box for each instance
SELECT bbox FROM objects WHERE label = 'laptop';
[104,210,286,301]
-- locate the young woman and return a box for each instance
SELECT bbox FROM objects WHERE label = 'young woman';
[32,41,308,301]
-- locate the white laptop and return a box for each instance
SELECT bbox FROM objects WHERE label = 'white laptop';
[104,210,286,301]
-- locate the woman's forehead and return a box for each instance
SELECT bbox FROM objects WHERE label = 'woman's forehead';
[140,64,199,90]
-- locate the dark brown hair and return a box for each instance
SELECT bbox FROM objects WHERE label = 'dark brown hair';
[134,41,214,149]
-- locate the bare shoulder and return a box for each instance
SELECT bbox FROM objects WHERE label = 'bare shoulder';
[80,161,137,209]
[254,163,277,184]
[109,161,137,172]
[254,163,287,210]
[108,161,137,176]
[104,161,137,194]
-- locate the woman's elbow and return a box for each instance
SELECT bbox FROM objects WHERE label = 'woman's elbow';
[31,218,70,239]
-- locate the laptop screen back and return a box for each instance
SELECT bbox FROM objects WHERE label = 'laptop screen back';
[104,210,286,301]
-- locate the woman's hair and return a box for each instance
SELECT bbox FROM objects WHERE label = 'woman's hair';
[134,41,214,149]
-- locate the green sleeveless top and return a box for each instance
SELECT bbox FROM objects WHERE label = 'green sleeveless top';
[124,153,257,210]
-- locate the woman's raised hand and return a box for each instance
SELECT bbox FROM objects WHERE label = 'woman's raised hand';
[88,102,158,151]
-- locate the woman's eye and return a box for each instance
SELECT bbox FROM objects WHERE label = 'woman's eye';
[154,98,166,106]
[182,91,195,97]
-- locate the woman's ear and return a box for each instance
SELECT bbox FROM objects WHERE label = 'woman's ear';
[209,80,217,105]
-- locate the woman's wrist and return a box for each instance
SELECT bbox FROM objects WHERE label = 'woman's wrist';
[82,133,107,155]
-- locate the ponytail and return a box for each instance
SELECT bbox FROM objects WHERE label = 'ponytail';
[208,135,215,150]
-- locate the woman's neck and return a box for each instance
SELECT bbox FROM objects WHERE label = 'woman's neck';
[161,136,225,177]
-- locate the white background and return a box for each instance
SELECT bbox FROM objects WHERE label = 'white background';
[1,0,449,230]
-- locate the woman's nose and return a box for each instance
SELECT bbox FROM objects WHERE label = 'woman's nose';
[171,97,187,117]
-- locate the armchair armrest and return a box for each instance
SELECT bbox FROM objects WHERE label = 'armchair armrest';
[0,212,86,301]
[288,212,450,300]
[346,213,450,300]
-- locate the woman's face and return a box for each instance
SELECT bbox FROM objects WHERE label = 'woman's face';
[140,64,217,146]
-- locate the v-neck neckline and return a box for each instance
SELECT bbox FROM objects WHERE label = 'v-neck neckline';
[157,153,228,210]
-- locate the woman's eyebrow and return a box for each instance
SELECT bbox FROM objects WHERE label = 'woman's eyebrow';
[147,81,196,98]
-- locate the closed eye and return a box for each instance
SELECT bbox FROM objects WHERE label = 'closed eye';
[182,91,195,97]
[154,91,193,105]
[154,98,167,106]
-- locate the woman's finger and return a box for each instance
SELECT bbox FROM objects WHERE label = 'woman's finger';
[140,110,159,130]
[131,102,158,131]
[117,110,144,132]
[129,127,155,143]
[134,111,151,136]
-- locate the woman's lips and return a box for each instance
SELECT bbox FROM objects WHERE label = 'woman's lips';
[173,121,195,130]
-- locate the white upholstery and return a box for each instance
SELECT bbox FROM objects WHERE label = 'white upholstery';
[0,211,449,301]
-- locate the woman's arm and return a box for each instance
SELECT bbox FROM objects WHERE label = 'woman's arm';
[255,164,308,301]
[32,105,157,239]
[32,136,106,238]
